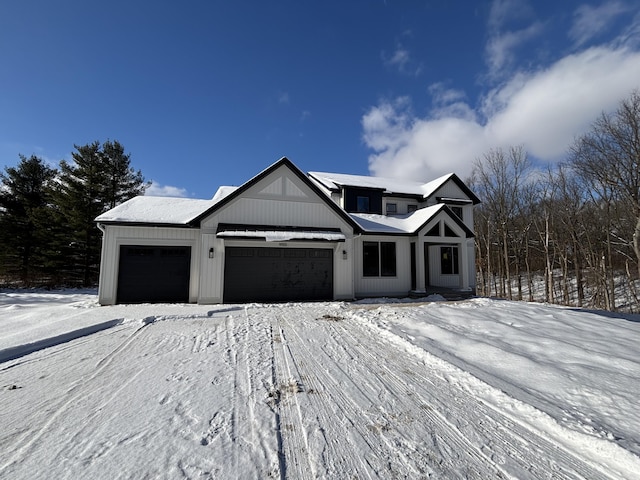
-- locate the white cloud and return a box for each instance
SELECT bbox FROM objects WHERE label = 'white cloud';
[145,181,189,198]
[382,43,422,76]
[484,0,544,78]
[385,47,410,70]
[569,1,630,47]
[278,92,290,105]
[487,0,534,31]
[428,83,477,121]
[485,22,543,76]
[363,46,640,182]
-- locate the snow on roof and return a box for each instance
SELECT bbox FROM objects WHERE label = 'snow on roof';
[350,204,444,233]
[309,171,455,198]
[212,186,238,202]
[95,196,217,225]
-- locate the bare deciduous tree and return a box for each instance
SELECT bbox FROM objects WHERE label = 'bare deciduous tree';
[570,90,640,279]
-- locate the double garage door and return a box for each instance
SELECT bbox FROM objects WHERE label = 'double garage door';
[224,247,333,303]
[116,245,333,304]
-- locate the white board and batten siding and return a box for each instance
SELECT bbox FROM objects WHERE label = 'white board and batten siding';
[353,235,412,298]
[200,167,354,232]
[198,165,356,302]
[97,225,201,305]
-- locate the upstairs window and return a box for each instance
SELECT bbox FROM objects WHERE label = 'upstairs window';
[356,196,370,213]
[451,206,463,220]
[386,203,397,215]
[363,241,397,277]
[407,204,418,213]
[345,188,383,214]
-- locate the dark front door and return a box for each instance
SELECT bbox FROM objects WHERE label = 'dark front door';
[117,245,191,304]
[224,247,333,303]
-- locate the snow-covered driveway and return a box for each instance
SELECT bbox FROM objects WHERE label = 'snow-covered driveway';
[1,296,639,479]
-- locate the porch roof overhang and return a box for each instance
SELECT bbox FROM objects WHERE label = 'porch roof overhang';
[216,224,346,242]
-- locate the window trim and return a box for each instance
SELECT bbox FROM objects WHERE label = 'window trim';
[386,203,397,215]
[363,241,397,277]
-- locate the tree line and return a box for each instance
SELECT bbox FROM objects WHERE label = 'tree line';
[471,90,640,312]
[0,140,147,287]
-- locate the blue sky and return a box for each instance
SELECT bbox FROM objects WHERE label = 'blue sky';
[2,1,640,199]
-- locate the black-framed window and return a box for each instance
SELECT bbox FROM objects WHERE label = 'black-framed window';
[407,204,417,213]
[386,203,397,214]
[380,242,396,276]
[363,241,396,277]
[356,196,370,213]
[441,246,459,274]
[451,206,463,220]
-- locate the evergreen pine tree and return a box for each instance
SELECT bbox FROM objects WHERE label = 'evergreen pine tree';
[102,140,146,209]
[0,155,57,284]
[52,140,147,286]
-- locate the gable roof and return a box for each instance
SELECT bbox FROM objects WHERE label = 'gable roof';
[351,204,474,237]
[309,171,480,204]
[95,158,478,230]
[422,173,481,205]
[191,157,362,231]
[309,171,426,196]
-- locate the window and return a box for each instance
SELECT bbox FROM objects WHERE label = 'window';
[363,241,396,277]
[380,242,396,276]
[444,223,458,237]
[356,195,370,213]
[451,206,463,220]
[407,204,417,213]
[426,223,440,236]
[363,242,379,276]
[441,246,459,275]
[386,203,397,214]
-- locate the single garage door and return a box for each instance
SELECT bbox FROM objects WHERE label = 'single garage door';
[117,245,191,304]
[224,247,333,303]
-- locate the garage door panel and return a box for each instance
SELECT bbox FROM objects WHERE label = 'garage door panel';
[224,247,333,303]
[117,245,191,304]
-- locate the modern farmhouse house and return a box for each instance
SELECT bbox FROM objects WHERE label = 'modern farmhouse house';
[95,157,479,305]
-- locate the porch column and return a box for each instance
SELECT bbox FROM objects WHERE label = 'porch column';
[459,239,470,290]
[416,240,426,292]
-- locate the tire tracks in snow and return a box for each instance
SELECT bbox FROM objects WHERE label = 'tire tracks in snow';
[277,305,504,479]
[276,303,616,479]
[226,307,280,479]
[269,315,315,479]
[0,319,151,475]
[340,308,616,480]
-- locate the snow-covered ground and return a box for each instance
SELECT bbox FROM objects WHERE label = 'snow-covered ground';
[1,291,639,479]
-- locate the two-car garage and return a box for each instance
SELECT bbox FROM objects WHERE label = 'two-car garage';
[115,244,333,304]
[96,158,357,306]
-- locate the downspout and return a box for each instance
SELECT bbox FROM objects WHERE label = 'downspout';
[96,223,107,305]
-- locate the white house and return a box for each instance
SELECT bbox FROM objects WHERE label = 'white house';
[95,157,480,305]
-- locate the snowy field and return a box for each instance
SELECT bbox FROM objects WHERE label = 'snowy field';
[1,291,639,479]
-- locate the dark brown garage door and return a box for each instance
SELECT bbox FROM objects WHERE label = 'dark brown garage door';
[224,247,333,303]
[117,245,191,304]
